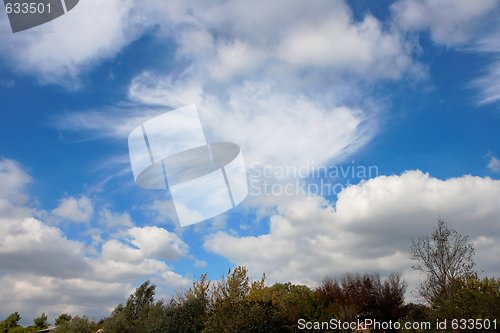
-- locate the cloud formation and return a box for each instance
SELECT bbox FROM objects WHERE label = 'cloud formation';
[51,195,94,223]
[392,0,500,105]
[392,0,499,45]
[0,158,191,323]
[205,171,500,294]
[54,0,418,171]
[2,1,499,322]
[487,154,500,172]
[0,0,143,85]
[472,33,500,105]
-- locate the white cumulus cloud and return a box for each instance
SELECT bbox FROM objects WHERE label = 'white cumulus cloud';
[205,171,500,294]
[392,0,499,45]
[0,158,191,323]
[0,0,144,85]
[51,195,94,223]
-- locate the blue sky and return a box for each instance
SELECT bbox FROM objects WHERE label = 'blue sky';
[1,0,500,323]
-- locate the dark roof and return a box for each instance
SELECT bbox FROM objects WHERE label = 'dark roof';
[36,328,56,333]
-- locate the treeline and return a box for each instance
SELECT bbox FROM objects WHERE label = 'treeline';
[1,219,500,332]
[102,268,407,332]
[2,267,499,332]
[0,268,407,333]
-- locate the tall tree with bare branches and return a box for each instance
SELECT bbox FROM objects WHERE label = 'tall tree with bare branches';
[411,218,475,304]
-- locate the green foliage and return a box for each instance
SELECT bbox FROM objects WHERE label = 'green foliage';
[54,313,72,327]
[211,266,250,304]
[32,313,49,329]
[186,273,210,302]
[407,221,500,332]
[4,328,24,333]
[52,316,97,333]
[150,298,207,333]
[125,280,156,323]
[101,280,173,333]
[203,266,316,332]
[0,312,22,333]
[158,274,210,333]
[203,266,260,332]
[253,282,316,331]
[4,264,499,333]
[432,276,500,327]
[101,304,129,333]
[20,313,50,333]
[398,303,431,332]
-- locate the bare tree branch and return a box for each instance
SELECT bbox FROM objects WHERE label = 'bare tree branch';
[410,218,475,304]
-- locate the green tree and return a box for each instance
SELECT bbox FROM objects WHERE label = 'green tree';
[123,280,156,330]
[102,280,168,333]
[163,273,211,332]
[153,298,208,333]
[411,218,475,304]
[254,282,316,332]
[54,313,72,327]
[203,266,276,333]
[433,276,500,330]
[33,313,49,329]
[398,303,431,333]
[0,312,23,333]
[203,266,250,332]
[101,304,129,333]
[52,316,97,333]
[4,328,24,333]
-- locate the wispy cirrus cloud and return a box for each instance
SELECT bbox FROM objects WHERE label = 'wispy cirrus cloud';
[50,1,419,249]
[471,34,500,105]
[53,0,419,168]
[392,0,500,106]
